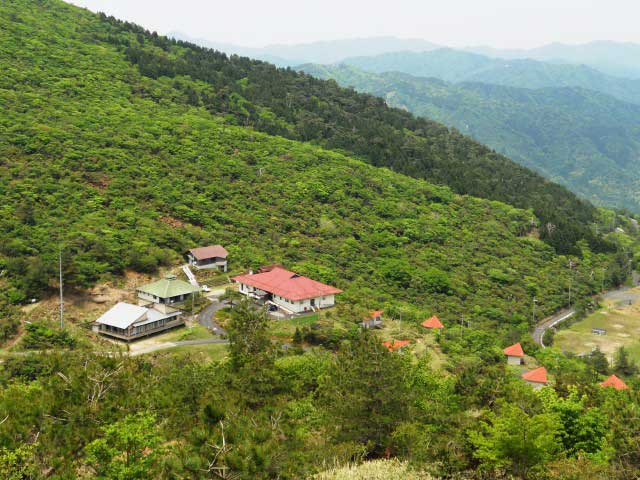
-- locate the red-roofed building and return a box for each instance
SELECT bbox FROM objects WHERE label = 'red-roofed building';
[187,245,229,272]
[382,340,410,352]
[503,342,525,365]
[600,374,629,390]
[421,316,443,330]
[522,367,548,390]
[232,267,342,313]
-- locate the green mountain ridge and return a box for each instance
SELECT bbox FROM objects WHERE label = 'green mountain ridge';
[86,15,609,256]
[0,0,614,321]
[300,63,640,212]
[341,48,640,106]
[2,2,640,479]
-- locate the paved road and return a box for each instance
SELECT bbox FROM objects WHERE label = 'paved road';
[532,285,640,348]
[533,309,575,347]
[197,298,228,336]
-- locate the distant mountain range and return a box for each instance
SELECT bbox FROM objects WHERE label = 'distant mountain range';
[167,32,440,66]
[168,33,640,80]
[465,41,640,79]
[340,49,640,105]
[166,33,640,211]
[301,63,640,212]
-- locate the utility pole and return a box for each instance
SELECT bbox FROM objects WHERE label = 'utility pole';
[58,247,64,329]
[532,296,537,324]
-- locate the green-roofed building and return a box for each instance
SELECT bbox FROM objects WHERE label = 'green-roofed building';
[137,274,201,305]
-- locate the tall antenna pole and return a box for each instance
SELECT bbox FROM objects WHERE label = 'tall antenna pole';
[59,247,64,329]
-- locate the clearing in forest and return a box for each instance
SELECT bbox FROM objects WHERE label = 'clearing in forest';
[554,287,640,362]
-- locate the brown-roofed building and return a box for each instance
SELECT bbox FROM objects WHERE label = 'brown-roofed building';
[187,245,229,272]
[600,374,629,390]
[503,342,525,365]
[522,366,548,390]
[232,267,342,314]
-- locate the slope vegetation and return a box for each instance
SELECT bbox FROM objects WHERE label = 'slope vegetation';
[0,0,620,331]
[78,12,610,255]
[301,64,640,211]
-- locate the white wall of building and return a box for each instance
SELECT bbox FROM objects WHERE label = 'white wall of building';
[272,294,335,313]
[237,282,335,313]
[526,380,545,390]
[507,355,522,366]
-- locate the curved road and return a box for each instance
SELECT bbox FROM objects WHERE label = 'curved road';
[532,286,640,348]
[129,297,232,355]
[532,309,575,347]
[197,298,228,336]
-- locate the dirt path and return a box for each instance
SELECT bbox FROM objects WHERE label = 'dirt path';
[127,338,228,356]
[2,338,229,358]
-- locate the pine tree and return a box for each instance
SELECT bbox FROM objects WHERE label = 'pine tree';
[320,331,412,456]
[614,346,638,377]
[587,347,610,376]
[293,327,302,345]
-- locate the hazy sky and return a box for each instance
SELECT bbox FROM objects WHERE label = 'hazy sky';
[69,0,639,48]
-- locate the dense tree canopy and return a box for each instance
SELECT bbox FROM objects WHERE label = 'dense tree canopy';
[2,2,640,479]
[88,6,613,255]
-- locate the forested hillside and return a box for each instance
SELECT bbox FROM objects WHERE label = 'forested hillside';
[1,0,621,326]
[2,2,640,479]
[71,12,613,255]
[342,48,640,105]
[301,63,640,212]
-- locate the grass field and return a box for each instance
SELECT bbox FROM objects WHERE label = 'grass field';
[554,288,640,362]
[166,342,228,361]
[269,313,320,338]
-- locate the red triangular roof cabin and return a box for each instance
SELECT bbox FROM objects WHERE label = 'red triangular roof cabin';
[503,342,525,357]
[421,316,443,329]
[521,366,548,384]
[382,340,410,352]
[365,310,384,320]
[600,374,629,390]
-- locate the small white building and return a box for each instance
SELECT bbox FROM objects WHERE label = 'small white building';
[232,266,342,314]
[186,245,229,272]
[93,302,183,341]
[521,367,548,390]
[503,342,525,365]
[360,310,384,329]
